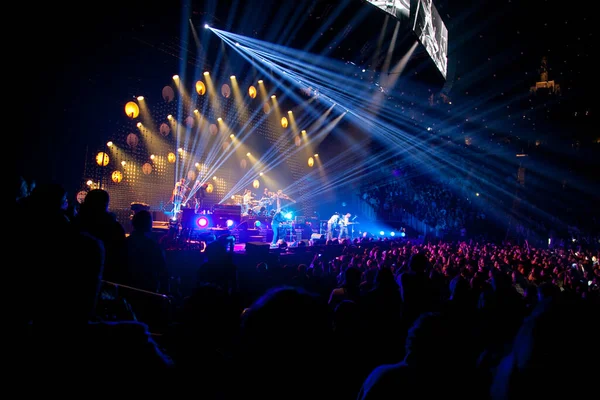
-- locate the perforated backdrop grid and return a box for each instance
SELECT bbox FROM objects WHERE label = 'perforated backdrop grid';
[85,78,313,218]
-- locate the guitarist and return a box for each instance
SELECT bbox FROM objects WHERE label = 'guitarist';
[338,213,352,240]
[271,209,288,246]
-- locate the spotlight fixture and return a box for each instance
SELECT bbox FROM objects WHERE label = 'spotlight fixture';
[287,110,292,114]
[167,114,173,120]
[121,161,126,166]
[204,24,209,29]
[271,95,276,99]
[230,75,236,79]
[203,71,209,76]
[137,96,144,101]
[177,148,183,153]
[246,152,251,157]
[136,122,142,128]
[150,154,155,160]
[193,109,199,114]
[173,74,179,80]
[314,154,319,157]
[258,80,263,84]
[235,42,240,46]
[106,141,113,147]
[217,117,223,122]
[230,134,234,138]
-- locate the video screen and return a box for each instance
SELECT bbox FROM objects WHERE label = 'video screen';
[410,0,448,78]
[366,0,411,21]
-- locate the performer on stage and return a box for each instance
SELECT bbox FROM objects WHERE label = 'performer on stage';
[327,212,341,241]
[194,182,208,212]
[338,212,352,240]
[273,189,295,211]
[271,209,287,246]
[171,178,189,215]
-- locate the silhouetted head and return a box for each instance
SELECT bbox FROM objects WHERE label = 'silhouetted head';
[82,189,110,213]
[132,210,153,233]
[408,253,427,274]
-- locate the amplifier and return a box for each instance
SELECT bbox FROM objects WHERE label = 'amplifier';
[213,204,242,216]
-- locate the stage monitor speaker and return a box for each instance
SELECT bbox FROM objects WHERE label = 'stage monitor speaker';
[311,233,326,245]
[245,241,270,258]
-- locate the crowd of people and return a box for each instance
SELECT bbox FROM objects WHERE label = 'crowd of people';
[361,173,486,239]
[15,176,600,398]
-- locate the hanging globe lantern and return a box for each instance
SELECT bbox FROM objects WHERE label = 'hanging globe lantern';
[76,191,87,204]
[195,80,206,95]
[167,152,176,163]
[308,156,314,167]
[185,116,194,128]
[281,117,288,128]
[206,183,214,193]
[124,101,139,118]
[96,152,109,166]
[142,163,152,175]
[159,123,170,136]
[111,171,123,183]
[248,86,257,98]
[162,86,175,102]
[221,83,231,98]
[253,179,260,189]
[126,133,139,148]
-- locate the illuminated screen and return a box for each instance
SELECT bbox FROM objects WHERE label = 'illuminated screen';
[410,0,448,78]
[366,0,411,20]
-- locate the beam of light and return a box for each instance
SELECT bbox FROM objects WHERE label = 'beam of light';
[207,26,587,231]
[220,105,343,202]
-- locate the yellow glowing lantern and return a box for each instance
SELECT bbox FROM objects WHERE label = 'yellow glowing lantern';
[281,117,288,128]
[167,152,176,163]
[142,163,152,175]
[206,183,214,193]
[111,171,123,183]
[187,170,196,181]
[253,179,260,189]
[96,152,109,166]
[124,101,140,118]
[248,86,257,98]
[195,81,206,95]
[308,156,314,167]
